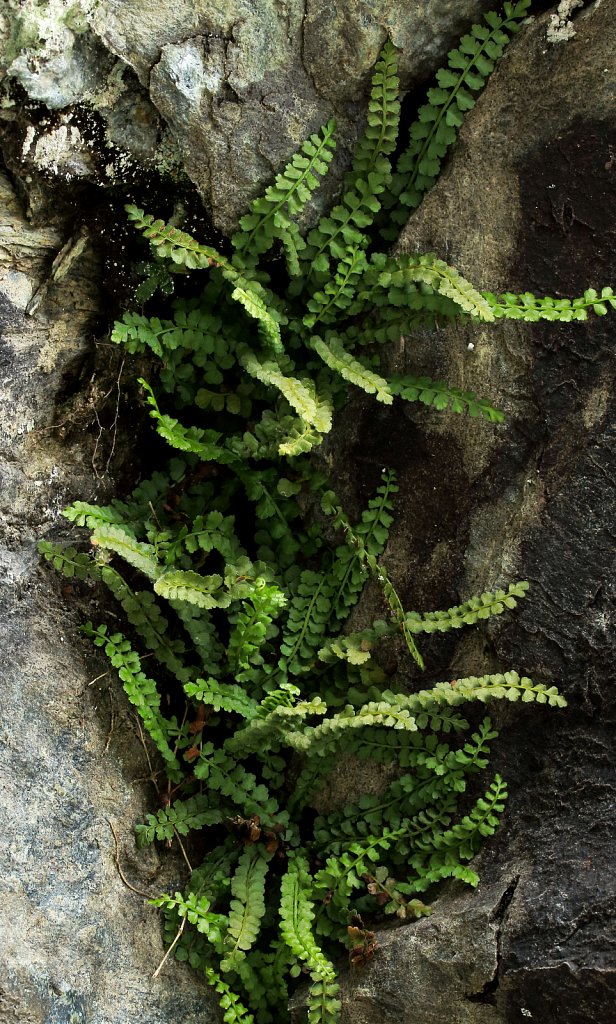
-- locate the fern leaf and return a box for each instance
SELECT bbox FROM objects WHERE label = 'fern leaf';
[205,968,256,1024]
[389,374,504,422]
[304,42,400,272]
[406,581,529,634]
[221,846,272,971]
[193,747,281,825]
[136,795,225,845]
[100,565,190,681]
[368,253,494,321]
[154,569,229,609]
[237,346,331,432]
[183,678,259,719]
[346,41,400,185]
[311,334,393,404]
[126,204,224,270]
[303,247,368,328]
[172,601,225,676]
[90,524,160,581]
[83,623,182,779]
[138,379,237,463]
[279,569,335,675]
[483,286,616,322]
[38,540,101,581]
[62,500,135,533]
[280,854,337,980]
[224,697,327,759]
[232,119,336,261]
[230,284,283,353]
[381,0,530,235]
[325,469,398,628]
[277,417,328,457]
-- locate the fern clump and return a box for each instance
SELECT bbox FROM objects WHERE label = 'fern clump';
[39,4,607,1021]
[41,461,566,1023]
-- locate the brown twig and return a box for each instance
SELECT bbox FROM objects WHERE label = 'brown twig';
[107,818,153,900]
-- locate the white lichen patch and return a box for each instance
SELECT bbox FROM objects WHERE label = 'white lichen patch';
[547,0,585,43]
[23,119,94,179]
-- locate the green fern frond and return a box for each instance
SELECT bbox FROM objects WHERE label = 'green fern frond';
[227,580,287,672]
[232,120,337,262]
[277,417,328,457]
[279,570,335,676]
[126,205,225,269]
[83,623,182,779]
[406,581,529,634]
[90,524,160,580]
[138,379,237,463]
[230,285,284,353]
[483,286,616,321]
[173,601,225,676]
[100,565,190,680]
[193,747,281,825]
[389,375,504,422]
[205,967,256,1024]
[381,0,531,235]
[221,846,272,972]
[62,500,136,533]
[154,568,229,609]
[183,678,259,719]
[279,854,337,981]
[304,42,400,273]
[38,540,101,581]
[136,796,225,845]
[365,252,494,321]
[303,247,369,328]
[311,334,393,404]
[346,41,400,186]
[237,346,332,432]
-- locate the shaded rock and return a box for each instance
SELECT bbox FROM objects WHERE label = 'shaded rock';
[0,168,217,1022]
[322,2,616,1021]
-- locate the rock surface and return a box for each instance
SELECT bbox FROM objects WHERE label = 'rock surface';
[0,171,217,1022]
[317,2,616,1021]
[1,1,615,1023]
[0,0,494,233]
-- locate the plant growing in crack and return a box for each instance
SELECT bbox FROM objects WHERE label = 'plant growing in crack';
[39,3,614,1022]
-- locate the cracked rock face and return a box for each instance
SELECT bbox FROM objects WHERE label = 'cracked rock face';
[1,1,615,1023]
[1,0,493,233]
[0,171,218,1022]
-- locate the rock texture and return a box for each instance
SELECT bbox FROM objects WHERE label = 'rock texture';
[1,1,615,1023]
[317,2,616,1021]
[0,0,494,233]
[0,172,216,1022]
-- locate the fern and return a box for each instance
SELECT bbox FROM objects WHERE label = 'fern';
[232,120,337,266]
[280,855,337,981]
[389,375,504,422]
[83,623,182,780]
[310,334,393,404]
[136,796,226,845]
[39,14,591,1024]
[484,286,616,321]
[221,847,272,971]
[38,540,100,581]
[381,0,531,236]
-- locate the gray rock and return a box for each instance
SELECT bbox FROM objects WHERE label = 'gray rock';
[1,0,495,231]
[0,169,217,1023]
[317,2,616,1020]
